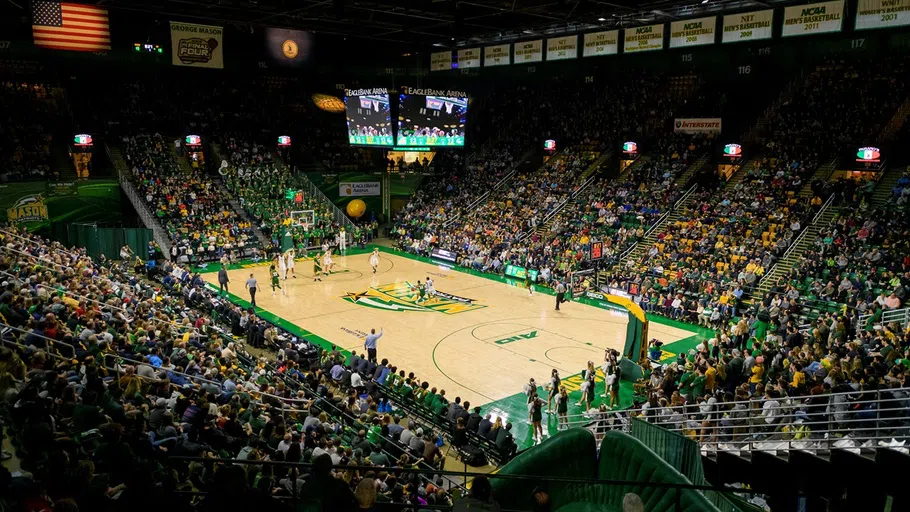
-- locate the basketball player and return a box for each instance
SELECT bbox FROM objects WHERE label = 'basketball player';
[369,248,381,274]
[413,280,427,304]
[338,227,347,254]
[525,271,534,295]
[278,251,288,280]
[269,264,284,296]
[286,249,297,278]
[312,253,323,282]
[425,276,436,298]
[323,247,334,274]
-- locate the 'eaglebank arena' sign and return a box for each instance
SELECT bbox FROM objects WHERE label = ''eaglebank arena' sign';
[339,182,380,197]
[514,40,543,63]
[782,0,845,37]
[401,87,468,98]
[170,22,224,69]
[484,44,510,66]
[457,48,481,69]
[546,35,578,61]
[669,16,717,48]
[583,30,619,57]
[624,23,664,53]
[855,0,910,30]
[674,118,722,134]
[723,9,774,43]
[430,51,452,71]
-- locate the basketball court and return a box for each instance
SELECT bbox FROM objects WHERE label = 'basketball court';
[202,248,697,409]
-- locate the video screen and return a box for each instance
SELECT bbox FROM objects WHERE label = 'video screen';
[344,88,393,146]
[397,87,467,147]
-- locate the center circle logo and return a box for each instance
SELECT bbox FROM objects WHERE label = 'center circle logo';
[282,39,298,58]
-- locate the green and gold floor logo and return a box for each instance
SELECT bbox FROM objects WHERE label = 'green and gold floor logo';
[7,194,48,223]
[342,282,486,314]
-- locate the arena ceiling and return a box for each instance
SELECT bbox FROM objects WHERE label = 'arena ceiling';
[97,0,798,47]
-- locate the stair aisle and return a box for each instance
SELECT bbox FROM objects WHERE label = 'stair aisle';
[870,166,903,207]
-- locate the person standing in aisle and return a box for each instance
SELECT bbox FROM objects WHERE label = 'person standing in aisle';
[364,327,383,363]
[555,281,566,310]
[245,272,259,307]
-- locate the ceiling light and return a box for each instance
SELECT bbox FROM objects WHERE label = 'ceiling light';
[701,0,709,3]
[598,17,606,21]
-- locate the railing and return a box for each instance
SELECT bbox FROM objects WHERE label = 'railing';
[294,166,355,244]
[106,142,173,258]
[568,384,910,455]
[446,148,537,227]
[618,183,697,263]
[857,306,910,334]
[756,193,834,290]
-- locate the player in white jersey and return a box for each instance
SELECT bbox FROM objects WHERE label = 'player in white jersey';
[425,276,436,297]
[369,248,381,274]
[286,249,297,278]
[323,248,334,273]
[278,251,288,280]
[338,227,347,254]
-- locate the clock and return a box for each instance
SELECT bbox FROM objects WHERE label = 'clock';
[282,39,299,59]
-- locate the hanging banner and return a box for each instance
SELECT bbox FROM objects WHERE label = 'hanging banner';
[624,24,664,53]
[782,0,844,37]
[457,47,481,68]
[513,39,543,63]
[722,9,775,43]
[674,118,722,134]
[669,16,717,48]
[855,0,910,30]
[430,51,452,71]
[546,35,578,60]
[170,22,224,69]
[484,44,511,66]
[583,30,619,57]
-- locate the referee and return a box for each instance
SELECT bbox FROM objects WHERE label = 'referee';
[245,272,259,307]
[364,327,383,363]
[555,281,566,311]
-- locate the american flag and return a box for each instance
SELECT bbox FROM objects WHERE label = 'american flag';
[31,1,111,52]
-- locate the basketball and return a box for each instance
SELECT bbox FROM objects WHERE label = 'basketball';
[346,198,366,218]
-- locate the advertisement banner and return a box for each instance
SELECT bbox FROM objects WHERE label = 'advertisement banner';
[782,0,844,37]
[855,0,910,30]
[170,22,224,69]
[669,16,717,48]
[673,118,722,134]
[722,9,774,43]
[430,248,458,263]
[583,30,619,57]
[430,51,452,71]
[504,264,539,282]
[0,180,120,230]
[339,182,381,197]
[624,23,664,53]
[546,35,578,60]
[48,181,78,196]
[484,44,511,66]
[457,47,481,68]
[513,39,543,63]
[264,27,312,67]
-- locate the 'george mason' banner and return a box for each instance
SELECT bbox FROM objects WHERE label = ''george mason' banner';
[430,51,452,71]
[457,47,481,69]
[513,39,542,63]
[624,23,664,53]
[583,30,619,57]
[546,35,578,60]
[855,0,910,30]
[669,16,717,48]
[782,0,844,37]
[723,9,774,43]
[484,44,510,66]
[170,22,224,69]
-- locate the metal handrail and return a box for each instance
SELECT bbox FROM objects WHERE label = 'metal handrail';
[619,183,698,263]
[444,148,536,228]
[857,306,910,334]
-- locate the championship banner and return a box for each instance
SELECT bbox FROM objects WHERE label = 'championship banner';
[513,39,543,63]
[722,9,774,43]
[546,35,578,61]
[457,47,481,69]
[430,51,452,71]
[583,30,619,57]
[674,118,722,134]
[782,0,844,37]
[170,22,224,69]
[339,182,380,197]
[264,27,312,67]
[669,16,717,48]
[856,0,910,30]
[624,23,664,53]
[484,44,510,66]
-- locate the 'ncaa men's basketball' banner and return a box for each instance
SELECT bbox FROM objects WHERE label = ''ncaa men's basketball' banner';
[339,182,380,197]
[583,30,619,57]
[855,0,910,30]
[669,16,717,48]
[674,118,722,134]
[264,27,312,67]
[546,35,578,60]
[484,44,510,66]
[457,48,481,68]
[624,23,664,53]
[514,39,543,63]
[170,22,224,69]
[722,9,774,43]
[782,0,844,37]
[430,51,451,71]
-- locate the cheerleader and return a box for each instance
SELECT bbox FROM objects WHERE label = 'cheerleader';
[286,249,297,278]
[546,368,560,413]
[369,248,380,274]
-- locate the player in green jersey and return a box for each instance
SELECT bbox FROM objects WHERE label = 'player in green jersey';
[269,264,284,296]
